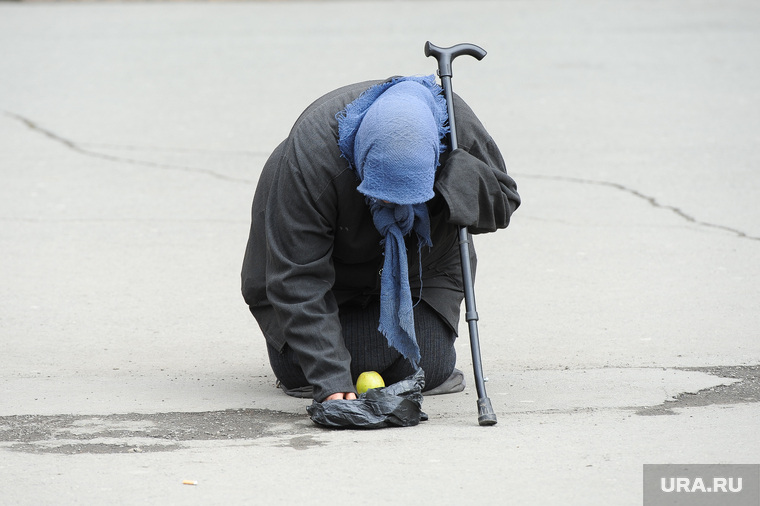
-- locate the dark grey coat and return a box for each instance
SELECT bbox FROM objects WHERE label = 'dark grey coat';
[241,78,520,401]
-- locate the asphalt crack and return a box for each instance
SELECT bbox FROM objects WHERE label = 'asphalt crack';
[10,110,754,242]
[3,110,255,184]
[522,173,760,241]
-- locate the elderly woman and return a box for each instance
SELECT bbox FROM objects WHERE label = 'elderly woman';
[242,75,520,402]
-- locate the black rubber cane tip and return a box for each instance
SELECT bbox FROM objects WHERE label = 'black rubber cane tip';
[477,397,498,426]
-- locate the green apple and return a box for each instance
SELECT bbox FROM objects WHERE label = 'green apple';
[356,371,385,394]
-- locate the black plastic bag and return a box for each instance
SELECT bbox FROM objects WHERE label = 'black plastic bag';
[306,369,427,429]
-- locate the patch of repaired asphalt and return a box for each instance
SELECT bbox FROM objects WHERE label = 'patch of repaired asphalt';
[0,408,323,455]
[635,365,760,416]
[3,366,757,453]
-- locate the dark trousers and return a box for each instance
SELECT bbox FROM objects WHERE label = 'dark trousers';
[267,299,457,392]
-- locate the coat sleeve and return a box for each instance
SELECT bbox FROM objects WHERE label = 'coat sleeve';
[433,97,521,234]
[263,153,356,402]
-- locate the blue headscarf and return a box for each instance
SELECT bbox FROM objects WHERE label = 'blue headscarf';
[336,76,449,365]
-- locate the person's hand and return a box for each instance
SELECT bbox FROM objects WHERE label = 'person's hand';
[323,392,357,401]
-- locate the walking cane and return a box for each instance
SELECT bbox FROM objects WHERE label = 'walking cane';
[425,41,497,426]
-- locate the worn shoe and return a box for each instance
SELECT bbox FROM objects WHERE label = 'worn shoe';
[424,368,466,395]
[276,380,314,399]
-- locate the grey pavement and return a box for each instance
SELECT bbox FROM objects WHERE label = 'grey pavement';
[1,1,759,504]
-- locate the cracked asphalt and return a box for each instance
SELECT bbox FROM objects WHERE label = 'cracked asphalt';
[1,1,759,505]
